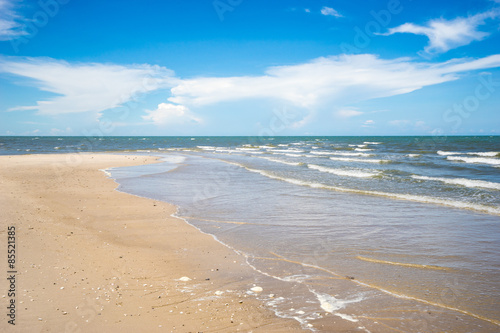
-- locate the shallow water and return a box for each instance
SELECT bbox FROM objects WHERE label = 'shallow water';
[106,136,500,332]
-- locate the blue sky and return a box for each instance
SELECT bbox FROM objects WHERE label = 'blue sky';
[0,0,499,136]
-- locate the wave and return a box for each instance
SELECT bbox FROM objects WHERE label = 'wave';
[467,152,499,157]
[437,151,462,156]
[308,164,379,178]
[438,150,499,157]
[330,157,389,164]
[236,147,260,151]
[224,162,500,215]
[364,142,382,145]
[447,156,500,166]
[268,149,305,153]
[407,154,421,158]
[310,151,373,157]
[354,148,373,152]
[412,175,500,190]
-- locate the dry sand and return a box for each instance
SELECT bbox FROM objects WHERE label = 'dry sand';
[0,154,303,332]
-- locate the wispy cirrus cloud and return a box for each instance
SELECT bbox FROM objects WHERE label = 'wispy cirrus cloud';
[168,53,500,110]
[380,9,500,55]
[3,53,500,128]
[0,57,178,115]
[0,0,25,40]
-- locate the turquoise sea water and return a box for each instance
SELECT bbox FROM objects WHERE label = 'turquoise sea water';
[3,136,500,331]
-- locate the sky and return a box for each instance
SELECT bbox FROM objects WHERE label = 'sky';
[0,0,499,136]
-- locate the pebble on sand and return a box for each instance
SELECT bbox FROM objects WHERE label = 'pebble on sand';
[250,286,263,293]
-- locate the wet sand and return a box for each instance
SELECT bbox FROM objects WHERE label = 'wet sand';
[0,154,305,332]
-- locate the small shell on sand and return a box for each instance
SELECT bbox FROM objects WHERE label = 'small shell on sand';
[250,286,263,293]
[214,290,224,296]
[179,277,191,282]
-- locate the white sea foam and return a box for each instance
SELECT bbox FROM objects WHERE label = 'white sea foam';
[354,148,373,152]
[270,149,300,153]
[314,292,364,314]
[311,151,373,156]
[334,152,373,157]
[310,151,372,157]
[309,151,338,155]
[197,145,216,150]
[335,313,359,322]
[236,147,259,151]
[364,142,382,144]
[245,151,265,154]
[467,152,499,157]
[438,150,499,157]
[357,144,368,148]
[412,175,500,190]
[214,149,235,153]
[308,164,379,178]
[100,168,112,177]
[447,156,500,166]
[437,151,462,156]
[330,157,388,164]
[407,154,421,158]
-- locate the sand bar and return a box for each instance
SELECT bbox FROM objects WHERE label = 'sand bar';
[0,154,303,332]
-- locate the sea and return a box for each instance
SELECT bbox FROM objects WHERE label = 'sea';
[2,136,499,332]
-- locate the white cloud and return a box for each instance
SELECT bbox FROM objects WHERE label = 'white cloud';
[0,0,25,41]
[381,10,500,55]
[304,8,311,13]
[337,108,363,118]
[362,120,374,127]
[320,6,342,17]
[0,57,177,115]
[3,53,500,123]
[168,54,500,110]
[142,103,201,126]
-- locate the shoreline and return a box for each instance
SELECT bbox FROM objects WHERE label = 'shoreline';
[0,153,303,332]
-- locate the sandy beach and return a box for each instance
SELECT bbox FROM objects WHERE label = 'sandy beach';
[0,153,303,332]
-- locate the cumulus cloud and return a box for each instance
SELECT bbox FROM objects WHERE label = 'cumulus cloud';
[168,53,500,110]
[0,0,25,41]
[142,103,201,126]
[0,57,177,115]
[320,6,342,17]
[381,10,500,55]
